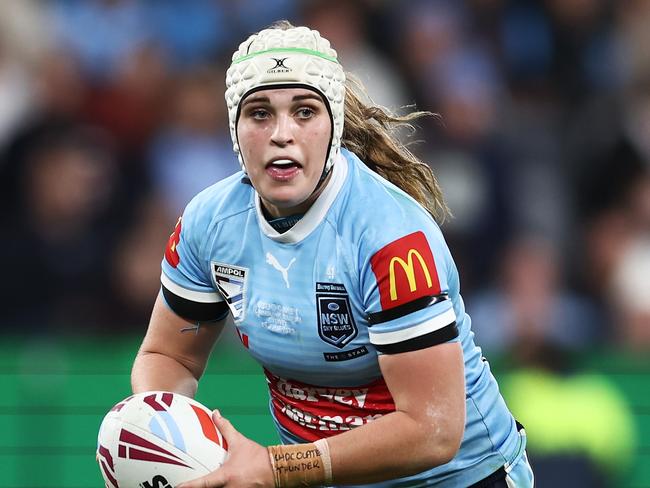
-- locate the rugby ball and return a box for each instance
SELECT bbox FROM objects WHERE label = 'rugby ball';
[97,391,228,488]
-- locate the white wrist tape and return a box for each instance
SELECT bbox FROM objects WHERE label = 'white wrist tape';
[314,438,333,485]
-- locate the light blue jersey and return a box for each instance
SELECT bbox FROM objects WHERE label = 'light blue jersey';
[160,149,530,487]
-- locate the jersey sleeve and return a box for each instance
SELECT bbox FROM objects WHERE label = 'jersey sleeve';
[160,198,229,323]
[361,221,459,354]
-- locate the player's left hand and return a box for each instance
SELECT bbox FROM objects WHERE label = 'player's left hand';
[176,410,274,488]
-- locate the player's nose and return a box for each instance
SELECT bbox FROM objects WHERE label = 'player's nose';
[270,113,294,146]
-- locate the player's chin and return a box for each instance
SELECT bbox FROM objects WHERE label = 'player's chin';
[267,196,308,214]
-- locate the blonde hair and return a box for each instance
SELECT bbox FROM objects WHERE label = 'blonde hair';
[342,77,450,223]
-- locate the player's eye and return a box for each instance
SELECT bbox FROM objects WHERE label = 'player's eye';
[296,107,316,119]
[247,108,270,120]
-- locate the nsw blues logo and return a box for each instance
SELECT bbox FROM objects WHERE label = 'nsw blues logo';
[212,262,248,322]
[316,282,357,348]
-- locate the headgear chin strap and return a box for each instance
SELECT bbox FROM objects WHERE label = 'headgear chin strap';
[225,26,346,175]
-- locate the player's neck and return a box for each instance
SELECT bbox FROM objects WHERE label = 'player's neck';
[262,208,305,233]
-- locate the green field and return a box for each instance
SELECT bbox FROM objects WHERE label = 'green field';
[0,335,647,487]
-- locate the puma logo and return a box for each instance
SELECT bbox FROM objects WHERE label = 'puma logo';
[266,252,296,288]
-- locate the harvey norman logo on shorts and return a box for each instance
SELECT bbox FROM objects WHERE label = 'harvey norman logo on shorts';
[212,262,248,322]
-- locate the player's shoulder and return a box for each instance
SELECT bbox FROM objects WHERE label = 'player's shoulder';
[339,149,447,252]
[182,171,254,232]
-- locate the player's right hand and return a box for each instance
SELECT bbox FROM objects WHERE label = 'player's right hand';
[176,410,275,488]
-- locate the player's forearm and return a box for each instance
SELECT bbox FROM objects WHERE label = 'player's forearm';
[326,408,463,485]
[131,350,199,398]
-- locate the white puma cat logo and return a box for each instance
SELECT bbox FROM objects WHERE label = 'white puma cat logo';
[266,252,296,288]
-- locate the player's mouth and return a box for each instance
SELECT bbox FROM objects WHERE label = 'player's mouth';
[265,158,302,181]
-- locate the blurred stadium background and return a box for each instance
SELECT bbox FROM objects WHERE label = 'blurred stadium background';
[0,0,648,486]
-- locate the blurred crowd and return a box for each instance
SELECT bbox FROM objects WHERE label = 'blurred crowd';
[2,0,647,346]
[0,0,647,338]
[0,0,650,338]
[0,0,647,485]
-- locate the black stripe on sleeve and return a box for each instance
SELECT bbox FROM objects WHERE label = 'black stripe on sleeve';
[367,294,449,325]
[161,285,229,323]
[374,322,459,354]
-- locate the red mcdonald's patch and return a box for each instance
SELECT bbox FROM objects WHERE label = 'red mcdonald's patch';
[164,217,182,268]
[370,231,440,309]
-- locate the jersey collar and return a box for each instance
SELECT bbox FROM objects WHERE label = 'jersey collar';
[255,151,348,243]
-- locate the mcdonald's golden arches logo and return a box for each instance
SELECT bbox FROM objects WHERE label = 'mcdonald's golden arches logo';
[370,231,441,309]
[388,249,433,301]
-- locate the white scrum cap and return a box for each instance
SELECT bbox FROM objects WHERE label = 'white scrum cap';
[225,25,346,173]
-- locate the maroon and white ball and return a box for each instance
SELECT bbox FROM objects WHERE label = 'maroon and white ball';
[97,391,228,488]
